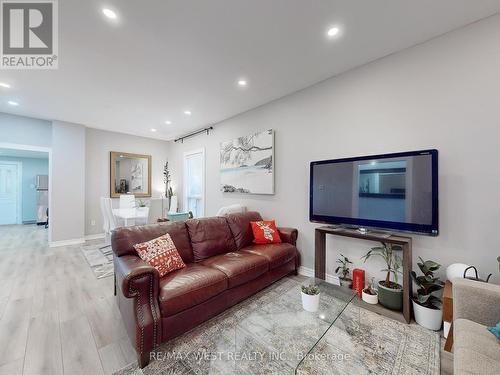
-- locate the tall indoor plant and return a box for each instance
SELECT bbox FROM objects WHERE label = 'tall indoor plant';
[362,243,403,310]
[411,257,444,330]
[163,162,174,212]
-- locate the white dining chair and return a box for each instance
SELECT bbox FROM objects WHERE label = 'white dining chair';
[135,207,150,226]
[120,194,136,209]
[100,197,117,249]
[168,196,178,214]
[216,204,246,216]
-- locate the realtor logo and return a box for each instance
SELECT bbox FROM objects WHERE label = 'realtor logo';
[1,0,58,69]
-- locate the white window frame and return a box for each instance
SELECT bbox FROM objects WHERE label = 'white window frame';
[183,148,205,218]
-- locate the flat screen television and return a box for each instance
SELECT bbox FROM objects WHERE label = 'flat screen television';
[309,149,438,236]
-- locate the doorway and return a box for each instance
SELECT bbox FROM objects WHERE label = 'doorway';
[183,148,205,218]
[0,160,22,225]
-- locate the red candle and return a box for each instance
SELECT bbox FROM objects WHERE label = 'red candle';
[352,268,365,298]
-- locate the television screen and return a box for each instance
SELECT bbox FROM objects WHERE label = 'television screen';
[309,150,438,235]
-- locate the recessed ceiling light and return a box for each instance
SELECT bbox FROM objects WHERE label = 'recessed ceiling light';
[237,79,247,87]
[7,100,19,106]
[184,110,191,115]
[327,26,340,38]
[102,8,117,19]
[165,120,172,125]
[151,128,157,132]
[0,82,11,88]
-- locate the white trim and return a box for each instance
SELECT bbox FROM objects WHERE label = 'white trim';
[49,238,85,248]
[298,266,341,286]
[183,148,206,217]
[84,233,105,240]
[0,143,52,242]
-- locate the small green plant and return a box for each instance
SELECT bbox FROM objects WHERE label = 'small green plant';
[364,277,377,295]
[362,242,403,288]
[137,199,147,207]
[335,254,353,280]
[301,284,320,296]
[411,257,444,309]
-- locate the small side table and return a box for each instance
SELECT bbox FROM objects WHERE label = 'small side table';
[443,280,453,352]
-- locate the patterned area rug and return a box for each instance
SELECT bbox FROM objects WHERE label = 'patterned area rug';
[114,277,440,375]
[81,242,114,278]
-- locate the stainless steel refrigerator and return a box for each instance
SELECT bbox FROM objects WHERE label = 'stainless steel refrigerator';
[36,175,48,225]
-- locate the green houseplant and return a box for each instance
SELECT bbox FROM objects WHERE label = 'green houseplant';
[335,254,353,288]
[301,284,320,312]
[362,242,403,310]
[411,258,444,330]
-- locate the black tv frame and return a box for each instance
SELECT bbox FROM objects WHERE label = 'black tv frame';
[309,149,439,236]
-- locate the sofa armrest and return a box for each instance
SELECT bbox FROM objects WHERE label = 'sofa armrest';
[453,278,500,327]
[114,255,161,368]
[278,227,298,246]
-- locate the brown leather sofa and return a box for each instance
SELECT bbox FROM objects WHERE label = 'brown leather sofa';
[112,211,299,367]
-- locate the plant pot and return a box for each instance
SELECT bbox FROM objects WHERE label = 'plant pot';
[412,300,443,331]
[362,289,379,305]
[377,281,403,311]
[339,277,353,289]
[301,291,320,312]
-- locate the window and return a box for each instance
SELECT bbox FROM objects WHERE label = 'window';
[183,149,205,218]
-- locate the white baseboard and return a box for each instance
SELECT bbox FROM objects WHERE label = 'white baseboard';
[49,238,86,248]
[298,266,341,286]
[85,233,105,240]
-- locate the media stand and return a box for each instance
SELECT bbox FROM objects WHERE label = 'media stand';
[315,226,412,323]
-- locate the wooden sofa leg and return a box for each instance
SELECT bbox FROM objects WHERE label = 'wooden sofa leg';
[138,351,150,368]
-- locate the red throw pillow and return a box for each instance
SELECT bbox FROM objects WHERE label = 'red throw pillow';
[250,220,282,244]
[133,233,186,277]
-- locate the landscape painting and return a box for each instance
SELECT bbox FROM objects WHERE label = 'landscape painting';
[220,129,274,194]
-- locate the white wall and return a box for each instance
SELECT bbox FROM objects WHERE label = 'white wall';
[51,121,86,243]
[0,113,52,147]
[85,128,169,236]
[168,14,500,283]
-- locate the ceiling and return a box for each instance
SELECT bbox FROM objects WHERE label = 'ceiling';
[0,148,49,159]
[1,0,500,140]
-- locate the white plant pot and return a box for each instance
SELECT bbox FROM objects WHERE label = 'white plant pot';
[301,291,320,312]
[362,290,378,305]
[412,300,443,331]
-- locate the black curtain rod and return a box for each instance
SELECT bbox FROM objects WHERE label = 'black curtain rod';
[174,126,213,143]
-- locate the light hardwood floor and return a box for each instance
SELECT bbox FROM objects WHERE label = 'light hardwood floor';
[0,225,454,375]
[0,225,135,375]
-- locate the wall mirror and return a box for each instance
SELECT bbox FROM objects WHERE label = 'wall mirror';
[110,152,152,198]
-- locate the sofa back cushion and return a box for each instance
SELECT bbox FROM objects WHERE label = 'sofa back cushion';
[186,217,237,261]
[111,221,194,263]
[225,211,263,249]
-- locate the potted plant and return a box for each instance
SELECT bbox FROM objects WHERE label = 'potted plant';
[335,254,353,288]
[362,277,379,305]
[362,243,403,310]
[411,257,444,330]
[301,284,320,312]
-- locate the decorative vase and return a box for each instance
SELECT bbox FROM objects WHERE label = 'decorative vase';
[362,290,378,305]
[412,300,443,331]
[377,281,403,311]
[301,291,320,312]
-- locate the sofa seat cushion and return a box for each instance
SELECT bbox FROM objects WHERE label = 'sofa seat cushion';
[159,263,228,316]
[240,243,296,270]
[454,318,500,374]
[200,252,268,288]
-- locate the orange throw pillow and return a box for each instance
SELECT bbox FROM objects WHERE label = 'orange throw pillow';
[133,233,186,277]
[250,220,282,244]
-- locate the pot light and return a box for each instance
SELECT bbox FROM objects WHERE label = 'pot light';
[184,110,191,115]
[151,128,157,132]
[165,120,172,125]
[327,26,340,38]
[237,79,247,87]
[102,8,117,19]
[7,100,19,106]
[0,82,11,88]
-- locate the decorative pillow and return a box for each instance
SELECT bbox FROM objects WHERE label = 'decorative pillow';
[487,322,500,340]
[250,220,282,244]
[133,233,186,277]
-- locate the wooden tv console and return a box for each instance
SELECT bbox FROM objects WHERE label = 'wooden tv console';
[315,226,413,323]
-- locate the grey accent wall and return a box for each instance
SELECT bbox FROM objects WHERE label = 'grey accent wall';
[85,128,169,236]
[51,121,86,242]
[167,14,500,283]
